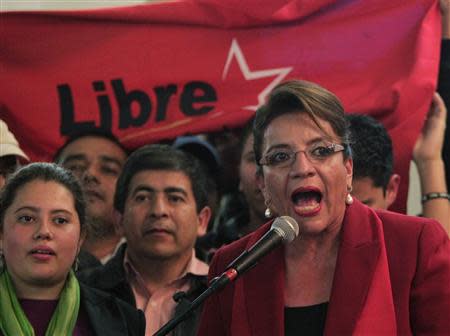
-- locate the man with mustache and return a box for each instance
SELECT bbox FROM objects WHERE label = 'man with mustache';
[78,144,211,336]
[54,130,128,267]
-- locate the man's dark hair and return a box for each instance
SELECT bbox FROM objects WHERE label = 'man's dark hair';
[114,144,209,214]
[53,129,128,163]
[347,114,393,192]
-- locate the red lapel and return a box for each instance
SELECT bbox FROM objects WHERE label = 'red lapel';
[233,200,382,335]
[324,200,382,335]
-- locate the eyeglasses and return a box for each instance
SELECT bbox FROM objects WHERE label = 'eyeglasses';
[259,143,346,168]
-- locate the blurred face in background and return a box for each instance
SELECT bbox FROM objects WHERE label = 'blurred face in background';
[239,134,266,222]
[58,136,126,236]
[352,175,399,210]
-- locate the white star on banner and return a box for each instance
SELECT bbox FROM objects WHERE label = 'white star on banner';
[222,38,293,111]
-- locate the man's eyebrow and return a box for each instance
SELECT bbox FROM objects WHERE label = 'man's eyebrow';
[61,154,87,164]
[132,185,155,195]
[130,185,188,197]
[100,155,124,167]
[164,187,188,197]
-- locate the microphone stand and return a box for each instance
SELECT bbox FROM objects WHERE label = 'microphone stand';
[153,216,299,335]
[153,270,235,336]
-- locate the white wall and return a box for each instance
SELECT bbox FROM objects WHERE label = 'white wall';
[407,161,423,216]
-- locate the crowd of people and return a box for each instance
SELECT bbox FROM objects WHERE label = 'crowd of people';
[1,1,450,336]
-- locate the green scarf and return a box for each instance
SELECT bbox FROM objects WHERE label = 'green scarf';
[0,269,80,336]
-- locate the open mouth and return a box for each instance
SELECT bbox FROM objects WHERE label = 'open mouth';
[31,249,55,255]
[291,188,322,216]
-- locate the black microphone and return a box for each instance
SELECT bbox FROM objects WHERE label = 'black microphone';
[153,216,299,336]
[209,215,299,290]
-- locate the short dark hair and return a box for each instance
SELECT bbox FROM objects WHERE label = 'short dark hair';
[53,129,128,163]
[347,114,393,192]
[114,144,210,214]
[253,80,351,170]
[0,162,86,233]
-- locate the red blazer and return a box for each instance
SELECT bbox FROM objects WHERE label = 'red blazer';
[197,200,450,335]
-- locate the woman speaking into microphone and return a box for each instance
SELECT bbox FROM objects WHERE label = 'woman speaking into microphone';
[197,80,450,335]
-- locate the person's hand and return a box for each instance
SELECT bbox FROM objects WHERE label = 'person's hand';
[441,0,450,38]
[413,92,447,164]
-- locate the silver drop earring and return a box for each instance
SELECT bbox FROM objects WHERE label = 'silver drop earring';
[346,193,354,205]
[346,185,353,205]
[264,198,273,218]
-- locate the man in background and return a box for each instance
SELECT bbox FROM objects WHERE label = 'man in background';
[347,114,400,210]
[54,130,128,266]
[349,93,449,233]
[78,144,211,335]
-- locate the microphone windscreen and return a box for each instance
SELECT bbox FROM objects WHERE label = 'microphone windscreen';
[271,216,299,243]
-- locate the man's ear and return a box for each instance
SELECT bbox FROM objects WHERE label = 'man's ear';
[113,209,125,236]
[385,173,400,208]
[197,206,211,237]
[0,175,6,189]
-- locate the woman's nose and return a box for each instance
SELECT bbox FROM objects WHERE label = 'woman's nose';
[33,220,53,240]
[289,151,315,177]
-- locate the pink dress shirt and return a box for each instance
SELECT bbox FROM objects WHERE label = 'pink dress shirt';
[124,250,208,335]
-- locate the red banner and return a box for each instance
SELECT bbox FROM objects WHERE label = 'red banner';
[0,0,441,212]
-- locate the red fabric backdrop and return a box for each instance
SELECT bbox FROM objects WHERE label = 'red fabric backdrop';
[0,0,441,212]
